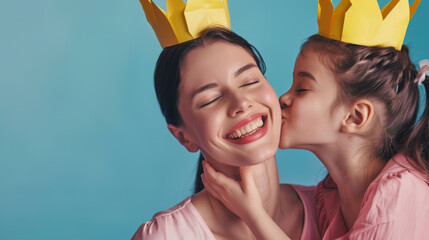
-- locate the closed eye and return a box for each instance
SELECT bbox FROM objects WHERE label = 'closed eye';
[241,80,259,87]
[296,89,309,93]
[199,96,222,108]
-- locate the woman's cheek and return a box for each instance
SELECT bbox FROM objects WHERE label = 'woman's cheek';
[260,85,279,103]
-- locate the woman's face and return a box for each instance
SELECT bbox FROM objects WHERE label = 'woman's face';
[278,50,344,150]
[173,41,281,166]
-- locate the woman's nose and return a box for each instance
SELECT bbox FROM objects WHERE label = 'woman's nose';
[279,91,292,109]
[228,93,253,117]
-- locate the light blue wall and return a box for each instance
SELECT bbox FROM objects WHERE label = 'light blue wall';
[1,0,427,239]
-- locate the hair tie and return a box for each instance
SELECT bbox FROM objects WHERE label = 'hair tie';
[414,59,429,85]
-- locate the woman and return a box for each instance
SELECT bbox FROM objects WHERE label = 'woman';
[131,27,319,240]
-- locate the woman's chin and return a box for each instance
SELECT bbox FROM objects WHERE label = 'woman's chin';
[246,147,277,165]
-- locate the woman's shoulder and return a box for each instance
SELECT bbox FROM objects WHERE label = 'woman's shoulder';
[279,184,307,208]
[288,184,317,195]
[285,184,317,211]
[131,195,215,240]
[281,184,321,240]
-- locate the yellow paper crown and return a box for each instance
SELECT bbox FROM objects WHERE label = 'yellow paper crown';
[139,0,231,48]
[318,0,421,50]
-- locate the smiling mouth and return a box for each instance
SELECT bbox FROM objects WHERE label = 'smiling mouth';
[226,116,266,140]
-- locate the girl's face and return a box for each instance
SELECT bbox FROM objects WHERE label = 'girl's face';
[174,41,281,166]
[279,50,344,150]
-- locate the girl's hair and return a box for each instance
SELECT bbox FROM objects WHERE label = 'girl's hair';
[302,34,429,174]
[153,27,267,193]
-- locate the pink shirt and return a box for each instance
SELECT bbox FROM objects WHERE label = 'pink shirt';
[132,184,319,240]
[292,184,320,240]
[316,154,429,239]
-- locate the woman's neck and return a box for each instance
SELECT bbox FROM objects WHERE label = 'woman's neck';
[312,140,387,230]
[194,156,282,239]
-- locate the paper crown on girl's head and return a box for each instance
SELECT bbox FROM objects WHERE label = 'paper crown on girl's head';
[139,0,230,48]
[318,0,421,50]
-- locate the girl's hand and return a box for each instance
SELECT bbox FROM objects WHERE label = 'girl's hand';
[201,160,264,221]
[201,160,291,240]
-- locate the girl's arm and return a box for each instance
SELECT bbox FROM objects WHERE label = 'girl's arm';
[201,161,290,240]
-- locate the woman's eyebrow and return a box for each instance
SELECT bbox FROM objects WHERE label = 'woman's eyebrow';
[234,63,258,77]
[296,71,317,82]
[191,82,218,99]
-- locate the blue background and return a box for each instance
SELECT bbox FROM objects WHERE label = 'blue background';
[1,0,427,239]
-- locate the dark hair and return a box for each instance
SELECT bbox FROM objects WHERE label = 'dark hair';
[302,34,429,174]
[154,27,267,193]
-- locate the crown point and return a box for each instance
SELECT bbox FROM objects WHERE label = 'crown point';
[140,0,157,27]
[410,0,421,18]
[318,0,334,37]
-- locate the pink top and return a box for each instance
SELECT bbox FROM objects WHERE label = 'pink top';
[132,184,319,240]
[316,154,429,240]
[292,184,320,240]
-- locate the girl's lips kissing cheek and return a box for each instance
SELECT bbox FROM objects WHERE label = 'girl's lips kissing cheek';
[281,112,288,122]
[224,113,268,144]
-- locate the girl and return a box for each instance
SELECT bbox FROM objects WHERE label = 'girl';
[132,27,319,240]
[202,34,429,239]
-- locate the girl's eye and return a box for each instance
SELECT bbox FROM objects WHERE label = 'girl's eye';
[295,89,309,93]
[199,96,222,108]
[241,80,259,87]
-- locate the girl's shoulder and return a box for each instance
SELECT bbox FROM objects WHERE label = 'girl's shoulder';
[348,154,429,239]
[366,154,429,199]
[131,195,215,240]
[362,164,429,215]
[362,154,429,213]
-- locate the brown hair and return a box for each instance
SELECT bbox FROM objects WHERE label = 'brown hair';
[301,35,429,173]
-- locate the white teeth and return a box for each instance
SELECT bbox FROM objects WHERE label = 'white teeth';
[230,132,236,139]
[245,125,252,133]
[240,128,246,136]
[226,116,265,140]
[235,129,242,138]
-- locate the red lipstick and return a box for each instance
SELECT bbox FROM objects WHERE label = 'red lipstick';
[224,113,268,144]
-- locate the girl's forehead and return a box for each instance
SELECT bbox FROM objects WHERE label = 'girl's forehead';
[297,50,334,72]
[296,50,322,67]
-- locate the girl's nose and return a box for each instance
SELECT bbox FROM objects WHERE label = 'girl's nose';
[279,91,292,109]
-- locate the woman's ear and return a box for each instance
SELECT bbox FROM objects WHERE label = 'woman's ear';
[341,99,375,134]
[168,124,200,153]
